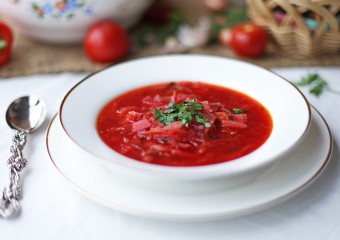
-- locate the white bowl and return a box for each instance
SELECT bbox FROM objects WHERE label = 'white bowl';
[0,0,155,44]
[59,55,311,193]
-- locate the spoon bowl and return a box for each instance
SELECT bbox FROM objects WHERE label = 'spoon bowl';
[6,95,46,133]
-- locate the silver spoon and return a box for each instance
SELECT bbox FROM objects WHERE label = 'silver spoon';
[0,96,46,218]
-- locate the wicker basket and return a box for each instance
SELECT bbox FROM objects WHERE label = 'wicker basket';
[246,0,340,58]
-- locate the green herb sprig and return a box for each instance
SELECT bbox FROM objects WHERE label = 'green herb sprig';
[232,108,246,114]
[295,73,340,97]
[0,40,7,50]
[155,99,211,128]
[210,7,249,42]
[135,10,185,48]
[295,73,327,97]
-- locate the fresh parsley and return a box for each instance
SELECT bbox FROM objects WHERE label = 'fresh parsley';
[210,7,249,42]
[0,40,7,50]
[135,10,185,48]
[295,73,327,97]
[155,99,211,128]
[295,73,340,97]
[232,108,246,114]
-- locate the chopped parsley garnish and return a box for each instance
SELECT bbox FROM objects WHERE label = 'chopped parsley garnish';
[0,40,7,50]
[155,99,211,127]
[233,108,246,114]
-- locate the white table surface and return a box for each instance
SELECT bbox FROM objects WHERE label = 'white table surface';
[1,66,340,240]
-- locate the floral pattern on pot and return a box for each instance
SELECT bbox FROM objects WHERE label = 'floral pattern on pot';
[31,0,94,19]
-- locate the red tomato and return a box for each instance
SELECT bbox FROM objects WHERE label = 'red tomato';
[229,23,267,58]
[0,21,14,66]
[84,20,130,63]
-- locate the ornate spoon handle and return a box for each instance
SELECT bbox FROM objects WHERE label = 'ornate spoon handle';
[0,131,28,218]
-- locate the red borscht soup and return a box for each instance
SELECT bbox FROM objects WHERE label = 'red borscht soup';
[97,82,273,166]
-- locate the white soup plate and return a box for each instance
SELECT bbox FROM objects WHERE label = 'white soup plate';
[59,55,311,193]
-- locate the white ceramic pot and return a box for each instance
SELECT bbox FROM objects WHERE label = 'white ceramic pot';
[0,0,155,44]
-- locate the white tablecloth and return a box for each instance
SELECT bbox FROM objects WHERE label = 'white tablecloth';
[1,66,340,240]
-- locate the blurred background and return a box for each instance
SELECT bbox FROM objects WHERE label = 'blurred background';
[0,0,339,78]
